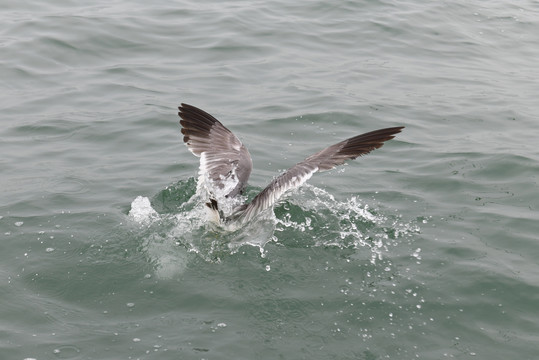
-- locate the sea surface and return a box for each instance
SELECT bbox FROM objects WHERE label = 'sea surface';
[2,1,539,359]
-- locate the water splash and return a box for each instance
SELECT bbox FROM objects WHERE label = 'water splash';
[128,179,420,277]
[128,196,158,224]
[273,184,419,264]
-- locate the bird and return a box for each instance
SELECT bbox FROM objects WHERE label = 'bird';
[178,103,403,226]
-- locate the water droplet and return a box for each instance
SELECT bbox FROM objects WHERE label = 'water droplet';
[126,302,135,308]
[46,248,55,253]
[15,221,24,227]
[133,338,141,342]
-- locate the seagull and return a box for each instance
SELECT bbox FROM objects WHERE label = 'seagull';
[178,103,403,226]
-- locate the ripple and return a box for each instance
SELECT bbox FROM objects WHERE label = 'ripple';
[11,120,88,143]
[47,176,90,195]
[52,345,81,359]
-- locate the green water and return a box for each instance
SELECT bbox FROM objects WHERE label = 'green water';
[2,1,539,359]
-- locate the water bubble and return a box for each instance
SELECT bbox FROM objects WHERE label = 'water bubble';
[46,248,55,253]
[126,302,135,308]
[15,221,24,227]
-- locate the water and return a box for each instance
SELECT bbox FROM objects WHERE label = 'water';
[2,0,539,359]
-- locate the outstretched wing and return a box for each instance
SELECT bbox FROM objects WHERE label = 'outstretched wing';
[231,126,404,224]
[178,103,252,198]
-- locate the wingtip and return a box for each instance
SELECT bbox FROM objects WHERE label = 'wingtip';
[179,103,196,111]
[388,126,405,133]
[178,103,190,114]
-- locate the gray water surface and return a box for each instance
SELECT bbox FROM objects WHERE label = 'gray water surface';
[2,1,539,359]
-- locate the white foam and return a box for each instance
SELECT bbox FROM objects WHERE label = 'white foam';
[129,196,158,224]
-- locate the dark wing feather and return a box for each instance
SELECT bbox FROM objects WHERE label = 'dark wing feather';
[231,126,404,224]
